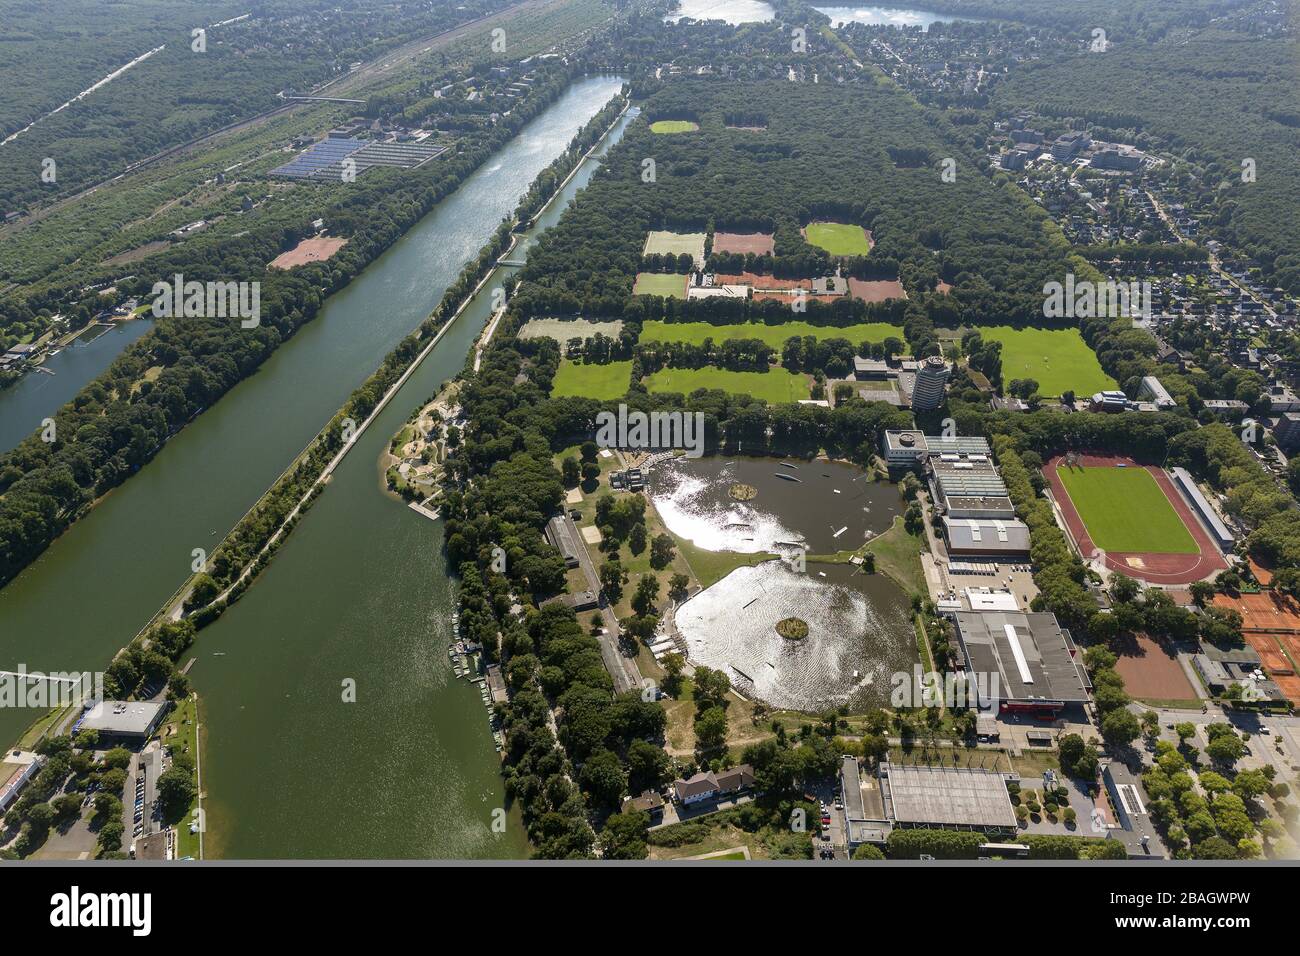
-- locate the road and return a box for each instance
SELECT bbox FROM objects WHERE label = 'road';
[562,511,641,694]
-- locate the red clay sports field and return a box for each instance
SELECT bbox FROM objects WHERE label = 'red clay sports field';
[1044,453,1227,585]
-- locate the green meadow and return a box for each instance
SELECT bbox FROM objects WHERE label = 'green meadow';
[645,366,811,403]
[639,320,904,348]
[551,360,633,400]
[649,120,700,133]
[633,273,689,298]
[803,221,872,255]
[980,325,1117,397]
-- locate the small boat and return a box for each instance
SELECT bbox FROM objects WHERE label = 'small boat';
[778,461,798,470]
[774,473,802,483]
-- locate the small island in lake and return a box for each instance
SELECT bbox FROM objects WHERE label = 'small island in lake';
[728,482,758,501]
[776,616,808,640]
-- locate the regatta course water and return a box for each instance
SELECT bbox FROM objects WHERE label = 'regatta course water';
[195,80,631,859]
[0,77,625,858]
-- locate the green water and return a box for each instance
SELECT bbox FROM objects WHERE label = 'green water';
[195,91,635,859]
[0,76,626,857]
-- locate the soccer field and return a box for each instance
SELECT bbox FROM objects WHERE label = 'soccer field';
[803,222,872,256]
[639,320,903,348]
[645,366,811,403]
[980,325,1117,397]
[649,120,699,133]
[633,273,689,298]
[1057,466,1198,554]
[551,360,632,400]
[642,231,707,262]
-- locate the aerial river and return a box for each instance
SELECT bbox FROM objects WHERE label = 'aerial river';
[0,75,626,857]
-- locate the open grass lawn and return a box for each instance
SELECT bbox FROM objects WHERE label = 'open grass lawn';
[1057,465,1198,554]
[165,695,203,860]
[633,272,688,298]
[649,120,699,133]
[804,221,872,256]
[551,359,632,400]
[980,325,1116,397]
[675,535,776,589]
[639,319,903,348]
[862,517,928,596]
[645,366,810,403]
[643,230,707,260]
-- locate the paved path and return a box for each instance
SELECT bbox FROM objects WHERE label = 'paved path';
[562,512,641,694]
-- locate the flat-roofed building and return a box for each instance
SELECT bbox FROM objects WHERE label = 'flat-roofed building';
[77,700,168,743]
[1273,412,1300,452]
[965,588,1021,612]
[949,610,1092,716]
[878,762,1017,832]
[882,430,991,470]
[930,455,1015,519]
[0,751,43,813]
[1169,467,1234,553]
[1101,761,1165,859]
[942,517,1031,557]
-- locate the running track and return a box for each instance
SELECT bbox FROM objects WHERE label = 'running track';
[1044,453,1227,585]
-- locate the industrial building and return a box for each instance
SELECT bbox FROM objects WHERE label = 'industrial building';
[838,757,1020,846]
[948,609,1092,717]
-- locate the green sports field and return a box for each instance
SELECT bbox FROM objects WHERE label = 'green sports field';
[633,273,689,298]
[639,320,904,348]
[803,222,872,256]
[645,366,811,403]
[642,231,707,261]
[649,120,699,133]
[981,325,1117,397]
[551,360,632,400]
[1057,465,1198,554]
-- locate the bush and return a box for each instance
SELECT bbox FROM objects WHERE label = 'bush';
[645,822,712,848]
[887,828,986,859]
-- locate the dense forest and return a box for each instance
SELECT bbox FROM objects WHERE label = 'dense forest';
[515,77,1077,325]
